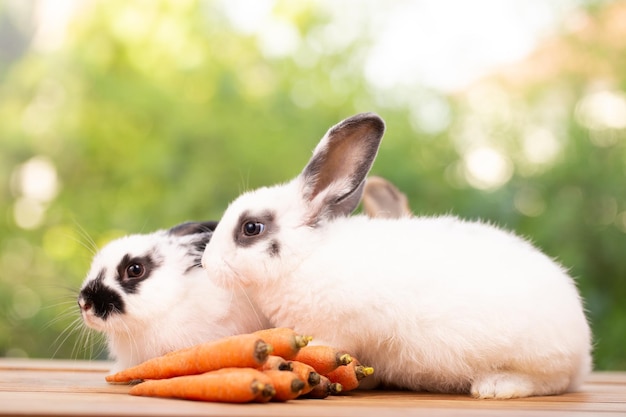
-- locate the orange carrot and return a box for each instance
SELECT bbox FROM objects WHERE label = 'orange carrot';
[289,360,321,394]
[129,368,275,403]
[263,370,305,401]
[299,375,343,399]
[106,333,272,383]
[258,355,293,372]
[325,359,374,391]
[292,345,352,375]
[253,328,312,359]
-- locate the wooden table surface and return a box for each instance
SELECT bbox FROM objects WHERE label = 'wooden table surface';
[1,358,625,417]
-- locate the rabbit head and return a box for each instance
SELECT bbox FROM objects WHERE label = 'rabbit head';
[201,112,385,289]
[78,221,267,371]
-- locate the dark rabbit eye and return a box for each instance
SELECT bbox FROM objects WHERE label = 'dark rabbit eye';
[243,221,265,236]
[126,263,145,278]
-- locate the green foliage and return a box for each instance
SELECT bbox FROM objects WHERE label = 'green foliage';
[0,0,624,369]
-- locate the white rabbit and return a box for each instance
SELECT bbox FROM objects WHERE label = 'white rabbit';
[201,113,592,398]
[78,221,269,372]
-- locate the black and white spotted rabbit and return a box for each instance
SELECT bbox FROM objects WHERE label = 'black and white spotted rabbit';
[78,221,269,372]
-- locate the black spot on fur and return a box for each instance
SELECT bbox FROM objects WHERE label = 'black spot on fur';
[116,253,161,294]
[79,269,125,319]
[268,240,280,257]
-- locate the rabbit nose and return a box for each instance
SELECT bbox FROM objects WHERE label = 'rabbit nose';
[78,297,92,311]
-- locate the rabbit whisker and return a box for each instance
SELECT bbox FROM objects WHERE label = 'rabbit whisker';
[234,280,265,330]
[117,310,141,367]
[50,315,84,360]
[71,220,100,256]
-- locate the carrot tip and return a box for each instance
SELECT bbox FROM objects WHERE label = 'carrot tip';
[255,341,274,363]
[262,383,277,399]
[278,361,293,371]
[338,353,353,366]
[295,335,313,348]
[356,365,375,380]
[308,371,321,387]
[253,381,276,400]
[291,378,306,393]
[330,383,343,395]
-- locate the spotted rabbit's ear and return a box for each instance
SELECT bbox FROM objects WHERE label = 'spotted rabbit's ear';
[168,221,219,236]
[298,113,385,224]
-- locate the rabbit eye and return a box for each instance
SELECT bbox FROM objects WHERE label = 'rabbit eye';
[116,254,160,294]
[243,221,265,236]
[126,263,145,278]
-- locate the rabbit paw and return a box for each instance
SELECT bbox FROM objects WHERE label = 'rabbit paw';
[471,372,535,399]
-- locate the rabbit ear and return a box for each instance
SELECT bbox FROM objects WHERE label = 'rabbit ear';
[168,221,219,236]
[299,112,385,222]
[363,176,412,219]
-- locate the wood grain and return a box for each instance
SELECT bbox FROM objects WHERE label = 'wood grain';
[1,359,625,416]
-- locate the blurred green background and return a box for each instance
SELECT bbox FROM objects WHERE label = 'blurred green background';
[1,0,624,369]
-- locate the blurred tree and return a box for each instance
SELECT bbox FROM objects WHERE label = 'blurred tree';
[0,0,624,370]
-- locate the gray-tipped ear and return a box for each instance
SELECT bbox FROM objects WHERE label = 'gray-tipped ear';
[168,221,219,237]
[300,112,385,221]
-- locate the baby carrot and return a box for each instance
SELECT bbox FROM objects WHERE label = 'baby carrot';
[300,375,343,399]
[258,355,293,372]
[325,359,374,391]
[106,333,272,383]
[129,368,275,403]
[253,328,312,359]
[289,360,321,395]
[292,345,353,375]
[263,370,305,401]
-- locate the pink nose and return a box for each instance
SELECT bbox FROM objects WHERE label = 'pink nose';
[78,298,92,311]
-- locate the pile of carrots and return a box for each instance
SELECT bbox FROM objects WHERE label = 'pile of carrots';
[105,328,374,403]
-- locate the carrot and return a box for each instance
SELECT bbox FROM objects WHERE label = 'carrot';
[128,368,275,403]
[325,359,374,391]
[258,355,293,372]
[106,333,272,383]
[253,328,312,359]
[289,360,321,394]
[263,370,305,401]
[207,368,276,404]
[292,345,353,375]
[299,375,343,399]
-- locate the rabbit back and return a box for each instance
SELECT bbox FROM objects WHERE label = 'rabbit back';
[242,213,591,397]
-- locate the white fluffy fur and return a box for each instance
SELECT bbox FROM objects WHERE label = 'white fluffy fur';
[78,229,268,372]
[202,114,592,398]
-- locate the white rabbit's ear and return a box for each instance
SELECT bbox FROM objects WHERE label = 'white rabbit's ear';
[299,112,385,223]
[363,176,412,219]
